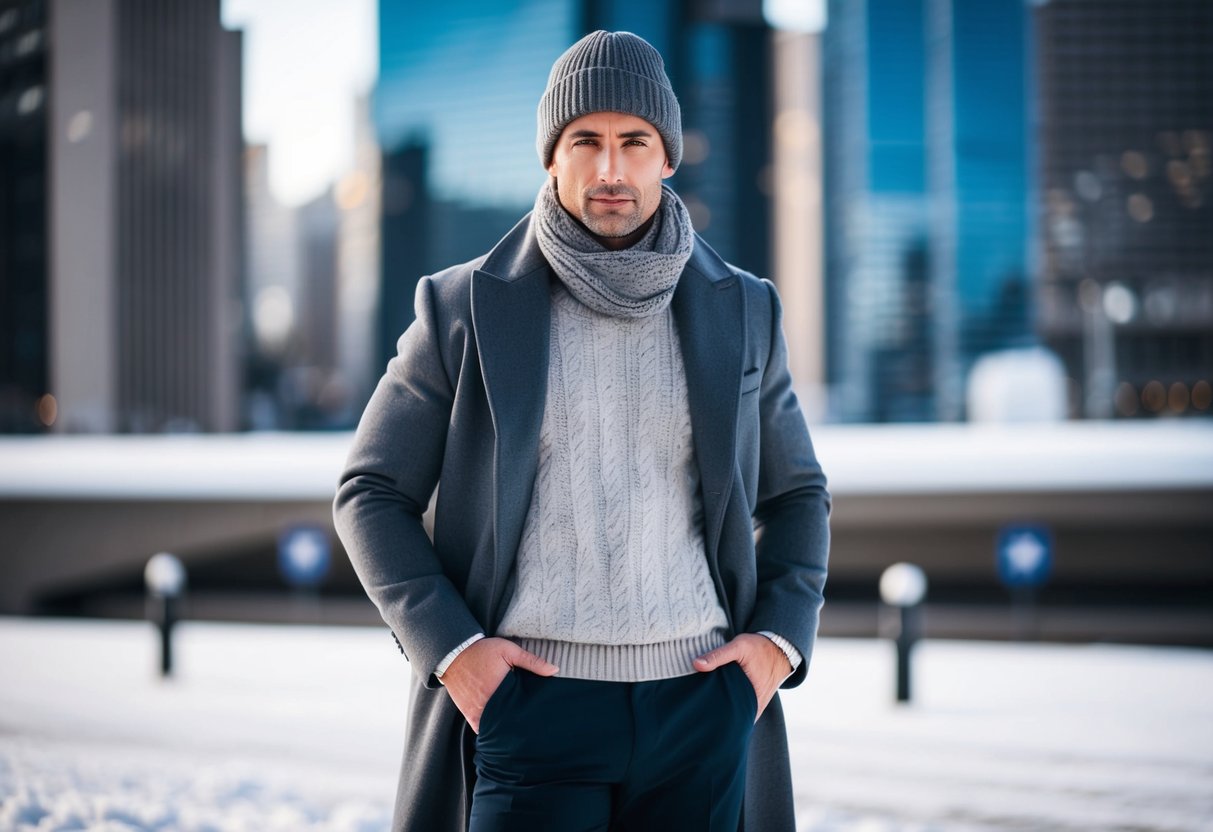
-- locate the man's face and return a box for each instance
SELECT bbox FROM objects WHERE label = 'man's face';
[546,111,675,249]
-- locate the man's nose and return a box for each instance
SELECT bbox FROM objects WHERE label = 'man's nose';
[597,146,623,182]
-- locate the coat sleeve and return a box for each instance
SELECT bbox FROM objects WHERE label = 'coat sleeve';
[332,275,485,687]
[746,278,831,689]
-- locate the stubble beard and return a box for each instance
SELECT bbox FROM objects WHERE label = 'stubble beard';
[579,185,644,239]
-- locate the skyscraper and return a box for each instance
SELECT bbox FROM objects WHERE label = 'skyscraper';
[822,0,1030,422]
[1033,0,1213,420]
[0,0,244,433]
[927,0,1031,421]
[0,0,50,433]
[823,0,933,422]
[333,92,383,416]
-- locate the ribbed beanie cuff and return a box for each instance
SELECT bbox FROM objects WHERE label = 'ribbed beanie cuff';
[537,30,682,171]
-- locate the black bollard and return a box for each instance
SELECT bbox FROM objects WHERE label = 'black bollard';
[144,553,186,678]
[879,563,927,705]
[893,603,922,702]
[150,594,177,676]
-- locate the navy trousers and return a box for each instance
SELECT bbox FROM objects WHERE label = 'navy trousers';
[468,662,759,832]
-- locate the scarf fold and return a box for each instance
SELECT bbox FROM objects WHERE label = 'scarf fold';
[533,178,694,318]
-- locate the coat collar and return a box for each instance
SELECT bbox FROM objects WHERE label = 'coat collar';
[470,212,745,628]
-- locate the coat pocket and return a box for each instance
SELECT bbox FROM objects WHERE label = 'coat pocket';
[741,365,761,395]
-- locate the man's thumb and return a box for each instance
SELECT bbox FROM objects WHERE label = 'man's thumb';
[510,647,559,676]
[693,648,728,672]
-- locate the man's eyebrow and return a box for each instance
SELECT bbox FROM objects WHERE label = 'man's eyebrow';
[566,128,654,139]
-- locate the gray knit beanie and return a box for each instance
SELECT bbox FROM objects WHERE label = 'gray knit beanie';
[537,30,682,171]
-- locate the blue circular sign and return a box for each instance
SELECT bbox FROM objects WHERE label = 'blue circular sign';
[996,524,1053,588]
[277,525,331,588]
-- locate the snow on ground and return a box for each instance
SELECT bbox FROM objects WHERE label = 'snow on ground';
[1,618,1210,832]
[0,619,403,832]
[785,638,1213,831]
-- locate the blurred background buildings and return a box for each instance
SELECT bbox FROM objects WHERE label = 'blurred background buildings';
[2,0,1210,433]
[1034,0,1213,421]
[824,0,1032,423]
[0,0,1210,641]
[1,0,243,434]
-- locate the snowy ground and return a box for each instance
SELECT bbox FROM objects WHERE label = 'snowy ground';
[1,619,1210,832]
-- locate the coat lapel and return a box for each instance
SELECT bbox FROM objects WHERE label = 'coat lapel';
[672,237,746,577]
[469,214,551,628]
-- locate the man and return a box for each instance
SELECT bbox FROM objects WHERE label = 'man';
[333,30,830,832]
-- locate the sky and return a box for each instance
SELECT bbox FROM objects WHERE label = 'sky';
[765,0,827,33]
[221,0,377,207]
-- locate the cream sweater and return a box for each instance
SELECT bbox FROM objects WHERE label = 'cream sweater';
[494,281,729,681]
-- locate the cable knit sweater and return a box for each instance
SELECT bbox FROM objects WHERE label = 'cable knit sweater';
[495,280,730,681]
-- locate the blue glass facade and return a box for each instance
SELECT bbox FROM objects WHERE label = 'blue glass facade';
[377,0,574,207]
[867,0,925,195]
[939,0,1031,419]
[824,0,934,422]
[824,0,1030,422]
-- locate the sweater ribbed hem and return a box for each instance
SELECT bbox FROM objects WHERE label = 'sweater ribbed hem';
[512,629,728,683]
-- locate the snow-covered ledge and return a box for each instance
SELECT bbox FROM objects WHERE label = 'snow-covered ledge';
[0,421,1210,501]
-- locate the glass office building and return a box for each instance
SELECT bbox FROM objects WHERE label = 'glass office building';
[823,0,1030,422]
[0,0,49,433]
[0,0,243,434]
[1034,0,1213,420]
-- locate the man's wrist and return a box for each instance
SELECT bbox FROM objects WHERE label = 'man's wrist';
[755,630,802,675]
[435,632,485,680]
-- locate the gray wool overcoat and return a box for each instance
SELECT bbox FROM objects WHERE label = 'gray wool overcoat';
[332,211,831,832]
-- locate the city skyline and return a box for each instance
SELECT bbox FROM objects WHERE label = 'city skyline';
[3,0,1209,435]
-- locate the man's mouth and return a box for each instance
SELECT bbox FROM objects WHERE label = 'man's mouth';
[587,186,637,207]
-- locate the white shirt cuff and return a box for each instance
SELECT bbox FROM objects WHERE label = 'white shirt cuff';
[435,632,485,679]
[756,630,802,673]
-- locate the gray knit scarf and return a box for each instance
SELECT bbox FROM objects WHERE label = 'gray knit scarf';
[533,178,694,318]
